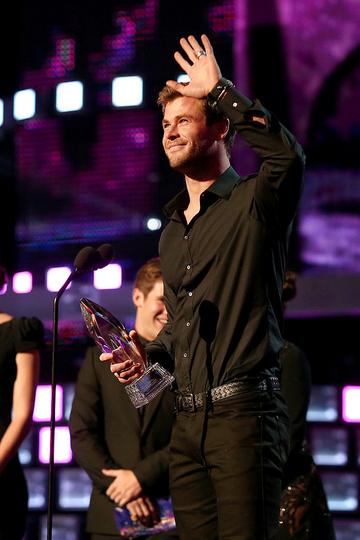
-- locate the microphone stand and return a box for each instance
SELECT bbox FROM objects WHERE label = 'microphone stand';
[47,270,77,540]
[46,244,113,539]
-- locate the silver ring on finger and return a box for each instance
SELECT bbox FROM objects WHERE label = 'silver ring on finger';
[196,49,206,59]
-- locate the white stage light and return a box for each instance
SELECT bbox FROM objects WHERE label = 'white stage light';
[94,264,122,290]
[46,267,72,292]
[13,89,36,120]
[146,217,162,231]
[13,271,33,294]
[56,81,84,112]
[0,99,4,126]
[112,76,143,107]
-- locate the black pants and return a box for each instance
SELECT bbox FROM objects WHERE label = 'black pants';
[169,389,288,540]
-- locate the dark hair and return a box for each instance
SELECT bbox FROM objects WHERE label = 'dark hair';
[0,266,9,289]
[157,85,236,157]
[134,257,162,298]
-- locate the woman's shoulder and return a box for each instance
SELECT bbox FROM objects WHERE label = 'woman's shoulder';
[12,316,45,350]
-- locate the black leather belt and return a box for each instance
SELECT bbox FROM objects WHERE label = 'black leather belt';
[175,376,280,413]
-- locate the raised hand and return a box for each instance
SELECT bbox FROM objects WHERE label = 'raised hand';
[166,34,222,99]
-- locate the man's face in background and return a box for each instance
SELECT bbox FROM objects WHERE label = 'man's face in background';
[133,280,168,341]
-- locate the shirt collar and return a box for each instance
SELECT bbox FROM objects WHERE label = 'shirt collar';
[163,166,241,218]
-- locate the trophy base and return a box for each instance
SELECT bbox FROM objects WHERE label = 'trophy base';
[125,363,175,408]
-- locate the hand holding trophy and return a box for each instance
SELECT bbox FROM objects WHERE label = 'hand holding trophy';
[80,298,174,408]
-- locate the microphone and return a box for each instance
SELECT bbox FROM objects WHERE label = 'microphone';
[47,244,113,540]
[72,244,114,275]
[93,243,114,270]
[73,245,98,273]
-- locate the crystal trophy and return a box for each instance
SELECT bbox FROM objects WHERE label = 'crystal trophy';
[80,298,174,408]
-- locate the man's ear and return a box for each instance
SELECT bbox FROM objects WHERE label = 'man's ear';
[216,118,230,141]
[132,287,145,308]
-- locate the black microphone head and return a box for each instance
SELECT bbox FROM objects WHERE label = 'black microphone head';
[73,246,97,272]
[94,243,114,270]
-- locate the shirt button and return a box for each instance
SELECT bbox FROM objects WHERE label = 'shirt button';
[184,235,188,240]
[186,264,191,270]
[186,321,191,327]
[183,352,188,358]
[188,291,193,297]
[233,102,238,107]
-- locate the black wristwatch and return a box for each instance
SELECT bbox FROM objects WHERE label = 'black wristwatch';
[207,78,234,110]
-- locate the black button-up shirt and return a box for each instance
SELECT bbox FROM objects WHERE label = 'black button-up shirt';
[147,86,305,394]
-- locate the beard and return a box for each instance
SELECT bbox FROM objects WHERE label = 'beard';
[165,142,207,175]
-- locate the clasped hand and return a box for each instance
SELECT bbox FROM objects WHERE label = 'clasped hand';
[103,468,159,525]
[103,468,142,506]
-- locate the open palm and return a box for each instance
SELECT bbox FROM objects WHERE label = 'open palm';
[166,34,222,98]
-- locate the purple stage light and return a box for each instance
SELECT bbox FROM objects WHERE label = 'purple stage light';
[342,386,360,423]
[33,385,63,422]
[38,426,73,464]
[0,282,7,295]
[12,271,33,294]
[93,263,122,290]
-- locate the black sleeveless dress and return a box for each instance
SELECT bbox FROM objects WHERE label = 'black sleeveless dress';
[0,317,44,540]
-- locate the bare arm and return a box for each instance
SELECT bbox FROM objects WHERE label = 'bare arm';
[0,350,40,473]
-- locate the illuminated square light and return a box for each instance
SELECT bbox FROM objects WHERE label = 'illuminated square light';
[13,89,36,120]
[38,426,73,464]
[307,385,338,422]
[310,426,348,466]
[40,514,80,540]
[112,76,143,107]
[46,267,72,292]
[342,386,360,422]
[33,385,63,422]
[58,469,92,509]
[12,271,33,294]
[93,263,122,290]
[0,99,4,126]
[334,520,360,540]
[177,74,190,83]
[56,81,84,112]
[24,468,48,509]
[63,383,75,420]
[321,471,358,511]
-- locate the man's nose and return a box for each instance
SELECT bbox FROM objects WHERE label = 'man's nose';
[166,124,179,139]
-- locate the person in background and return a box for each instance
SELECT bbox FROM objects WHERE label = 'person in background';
[277,271,336,540]
[0,265,44,540]
[70,257,178,540]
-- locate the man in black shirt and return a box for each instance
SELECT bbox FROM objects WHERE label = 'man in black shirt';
[102,34,305,539]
